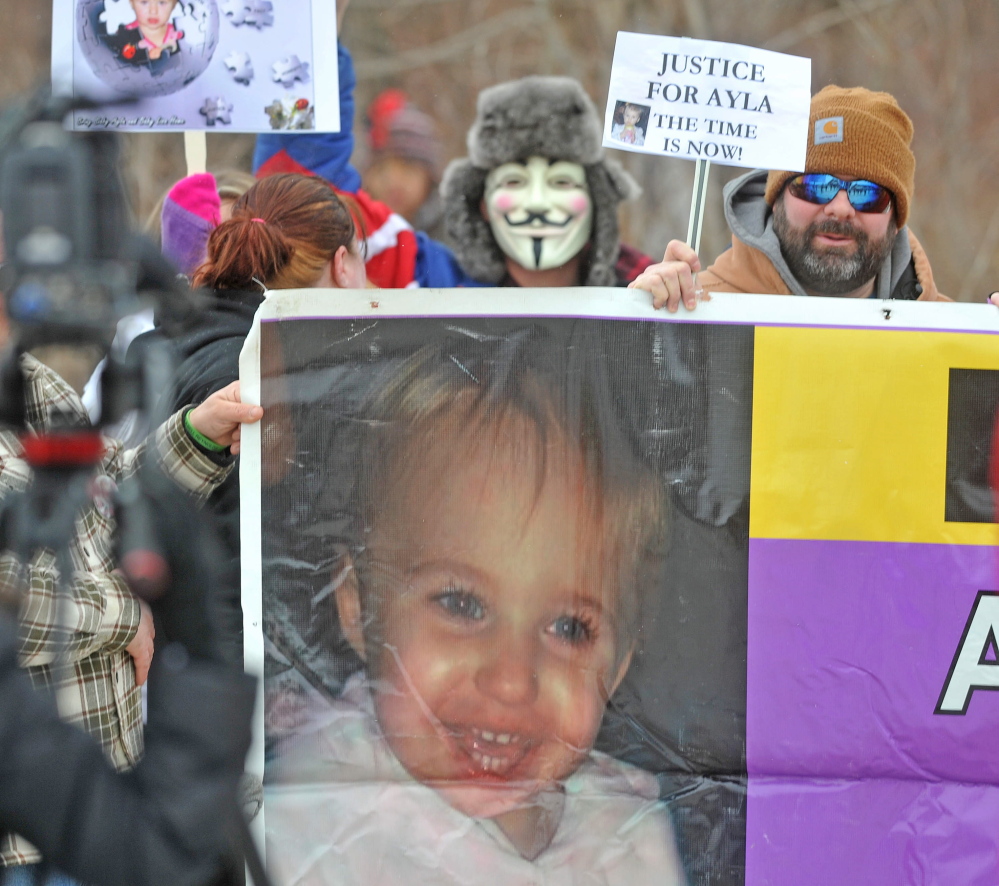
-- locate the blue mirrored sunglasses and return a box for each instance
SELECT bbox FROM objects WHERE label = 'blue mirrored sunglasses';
[787,173,893,214]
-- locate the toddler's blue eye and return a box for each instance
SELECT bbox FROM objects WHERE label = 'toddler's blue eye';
[434,588,485,621]
[550,615,593,644]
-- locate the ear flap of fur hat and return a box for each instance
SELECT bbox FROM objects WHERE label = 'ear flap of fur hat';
[583,158,640,287]
[441,76,641,286]
[440,159,507,283]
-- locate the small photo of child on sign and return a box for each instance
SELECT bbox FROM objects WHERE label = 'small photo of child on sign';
[611,100,649,147]
[104,0,184,65]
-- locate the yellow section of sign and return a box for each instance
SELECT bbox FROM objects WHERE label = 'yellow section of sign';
[750,327,999,545]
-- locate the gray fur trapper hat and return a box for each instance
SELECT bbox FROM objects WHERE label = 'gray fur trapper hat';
[441,76,640,286]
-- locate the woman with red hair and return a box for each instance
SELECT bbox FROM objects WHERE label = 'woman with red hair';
[130,172,367,662]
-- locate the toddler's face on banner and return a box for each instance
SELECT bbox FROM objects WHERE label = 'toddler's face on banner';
[354,425,632,819]
[130,0,177,30]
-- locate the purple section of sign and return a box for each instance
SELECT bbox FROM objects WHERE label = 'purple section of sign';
[747,538,999,784]
[746,777,999,886]
[746,539,999,883]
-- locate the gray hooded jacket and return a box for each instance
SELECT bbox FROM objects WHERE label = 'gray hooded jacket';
[721,169,918,300]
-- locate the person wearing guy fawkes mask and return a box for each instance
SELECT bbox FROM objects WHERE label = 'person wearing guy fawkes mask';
[441,76,653,288]
[252,5,682,290]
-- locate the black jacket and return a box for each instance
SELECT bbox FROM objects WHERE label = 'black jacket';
[129,289,263,664]
[0,614,254,886]
[159,289,265,409]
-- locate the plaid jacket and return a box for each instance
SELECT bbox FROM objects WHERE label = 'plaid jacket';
[0,354,233,866]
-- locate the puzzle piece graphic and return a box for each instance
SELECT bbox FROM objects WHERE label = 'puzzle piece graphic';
[264,97,315,130]
[221,0,248,25]
[200,96,234,126]
[176,1,210,37]
[222,0,273,28]
[264,99,286,129]
[99,0,134,34]
[224,51,254,84]
[243,0,274,28]
[272,55,310,88]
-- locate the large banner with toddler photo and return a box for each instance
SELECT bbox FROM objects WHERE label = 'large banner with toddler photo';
[240,289,999,886]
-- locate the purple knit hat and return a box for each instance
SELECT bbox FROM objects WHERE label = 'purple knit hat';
[161,173,222,276]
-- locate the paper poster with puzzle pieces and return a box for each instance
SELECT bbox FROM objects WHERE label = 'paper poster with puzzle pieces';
[51,0,339,132]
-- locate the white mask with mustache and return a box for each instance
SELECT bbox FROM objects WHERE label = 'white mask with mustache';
[483,157,594,271]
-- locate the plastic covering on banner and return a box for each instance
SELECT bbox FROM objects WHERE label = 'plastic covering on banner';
[240,291,999,886]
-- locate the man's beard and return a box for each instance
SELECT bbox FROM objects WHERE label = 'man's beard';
[772,199,898,296]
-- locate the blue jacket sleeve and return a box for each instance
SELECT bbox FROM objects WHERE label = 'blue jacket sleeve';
[253,43,362,192]
[254,44,491,289]
[412,232,490,289]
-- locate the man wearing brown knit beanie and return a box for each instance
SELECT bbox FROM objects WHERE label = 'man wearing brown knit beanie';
[634,84,950,310]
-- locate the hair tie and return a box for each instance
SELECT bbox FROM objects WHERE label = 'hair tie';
[251,217,266,224]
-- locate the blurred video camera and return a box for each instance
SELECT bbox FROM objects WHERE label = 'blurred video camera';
[0,92,270,886]
[0,97,131,349]
[0,91,196,429]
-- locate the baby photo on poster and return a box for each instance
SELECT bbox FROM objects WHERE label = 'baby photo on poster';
[250,311,752,886]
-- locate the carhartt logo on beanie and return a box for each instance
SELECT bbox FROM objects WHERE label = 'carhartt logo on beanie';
[814,116,844,144]
[765,85,915,227]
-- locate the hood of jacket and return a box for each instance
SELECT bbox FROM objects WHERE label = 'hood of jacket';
[169,289,264,363]
[129,289,265,417]
[702,169,946,301]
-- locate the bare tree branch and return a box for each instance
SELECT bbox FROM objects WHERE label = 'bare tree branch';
[838,0,892,58]
[680,0,711,39]
[537,0,588,80]
[353,7,551,78]
[957,198,999,301]
[764,0,900,51]
[354,0,469,8]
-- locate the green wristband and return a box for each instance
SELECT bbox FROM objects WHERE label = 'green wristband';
[183,408,228,453]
